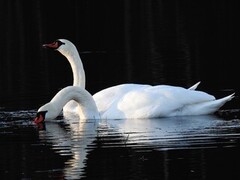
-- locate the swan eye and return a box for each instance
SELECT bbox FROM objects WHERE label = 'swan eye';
[43,40,64,49]
[55,40,65,47]
[36,111,48,118]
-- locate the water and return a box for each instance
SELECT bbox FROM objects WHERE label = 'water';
[1,0,240,108]
[1,110,240,179]
[1,1,240,179]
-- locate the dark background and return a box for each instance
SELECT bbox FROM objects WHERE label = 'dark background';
[0,0,239,110]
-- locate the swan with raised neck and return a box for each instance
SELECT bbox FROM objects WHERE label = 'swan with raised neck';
[42,39,203,112]
[34,86,100,123]
[41,39,235,119]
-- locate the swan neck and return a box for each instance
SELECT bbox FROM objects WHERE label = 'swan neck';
[52,86,99,119]
[65,52,86,88]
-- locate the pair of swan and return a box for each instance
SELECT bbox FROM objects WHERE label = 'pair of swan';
[34,39,234,123]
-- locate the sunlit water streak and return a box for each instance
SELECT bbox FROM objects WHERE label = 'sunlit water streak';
[1,110,240,179]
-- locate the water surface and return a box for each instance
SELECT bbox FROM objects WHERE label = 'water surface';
[1,1,240,179]
[1,110,240,179]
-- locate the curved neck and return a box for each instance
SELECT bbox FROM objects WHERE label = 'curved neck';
[63,50,86,88]
[51,86,99,119]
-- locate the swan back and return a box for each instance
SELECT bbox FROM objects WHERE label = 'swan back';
[98,85,233,119]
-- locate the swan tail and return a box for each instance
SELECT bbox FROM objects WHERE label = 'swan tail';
[216,93,235,106]
[182,93,235,116]
[197,93,235,114]
[188,81,201,90]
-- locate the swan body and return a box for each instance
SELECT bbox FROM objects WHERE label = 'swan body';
[94,84,234,119]
[93,81,201,117]
[34,85,234,122]
[39,39,234,120]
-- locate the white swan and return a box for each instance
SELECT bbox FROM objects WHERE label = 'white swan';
[34,85,234,123]
[40,39,234,120]
[34,86,100,123]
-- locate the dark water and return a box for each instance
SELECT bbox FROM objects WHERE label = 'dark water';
[1,111,240,179]
[1,0,240,179]
[1,0,240,109]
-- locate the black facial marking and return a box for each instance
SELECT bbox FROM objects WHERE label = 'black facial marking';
[43,40,65,50]
[36,111,48,118]
[56,40,65,46]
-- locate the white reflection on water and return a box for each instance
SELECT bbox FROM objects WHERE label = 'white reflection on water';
[38,115,99,179]
[36,114,240,179]
[106,115,240,150]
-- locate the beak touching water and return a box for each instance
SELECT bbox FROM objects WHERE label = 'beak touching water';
[34,111,47,124]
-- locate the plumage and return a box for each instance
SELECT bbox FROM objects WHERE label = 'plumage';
[36,39,234,121]
[94,84,233,119]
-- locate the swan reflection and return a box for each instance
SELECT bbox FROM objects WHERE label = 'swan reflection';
[37,114,240,178]
[38,116,100,179]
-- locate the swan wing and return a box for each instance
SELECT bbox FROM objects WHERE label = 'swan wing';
[93,83,199,114]
[102,85,216,119]
[188,81,201,90]
[93,83,151,114]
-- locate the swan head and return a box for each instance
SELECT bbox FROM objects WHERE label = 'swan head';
[42,39,77,57]
[34,102,60,123]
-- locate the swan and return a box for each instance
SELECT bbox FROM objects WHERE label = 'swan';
[34,85,234,123]
[40,39,234,120]
[34,86,100,123]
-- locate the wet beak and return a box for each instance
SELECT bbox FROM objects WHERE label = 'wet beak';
[34,114,44,124]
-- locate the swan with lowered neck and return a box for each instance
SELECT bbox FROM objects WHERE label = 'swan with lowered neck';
[39,39,234,120]
[34,86,100,123]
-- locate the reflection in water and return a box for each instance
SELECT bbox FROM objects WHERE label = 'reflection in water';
[107,115,240,150]
[35,113,240,179]
[38,116,100,179]
[1,111,240,179]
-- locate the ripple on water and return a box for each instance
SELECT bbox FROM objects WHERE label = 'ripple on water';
[1,110,240,179]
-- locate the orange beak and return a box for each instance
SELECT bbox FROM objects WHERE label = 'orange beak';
[34,114,44,124]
